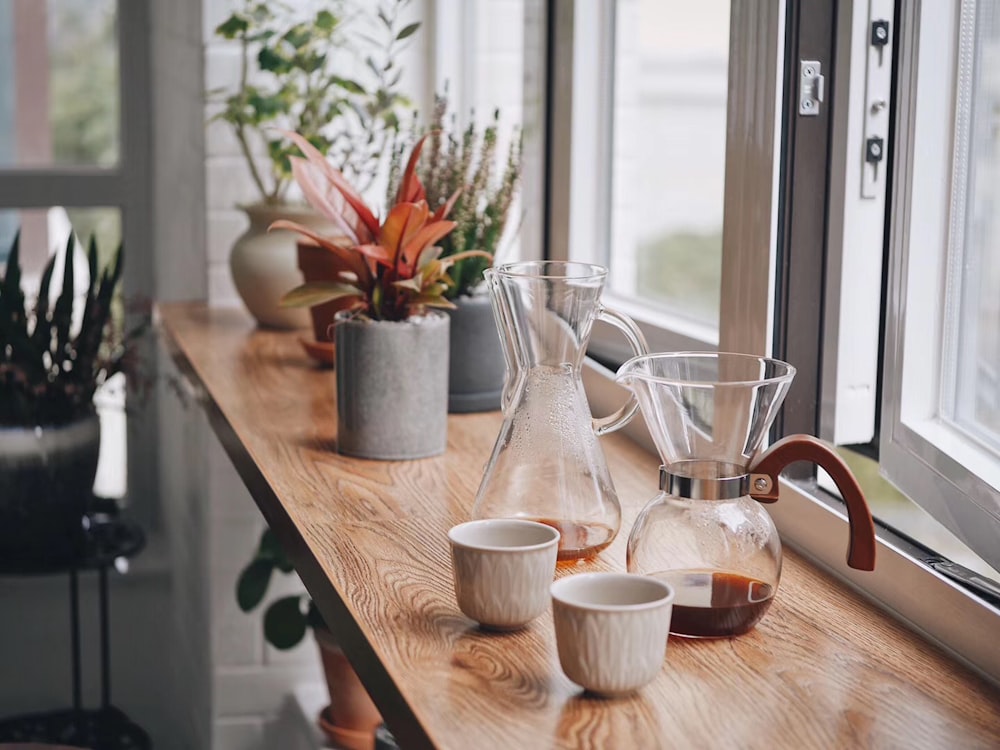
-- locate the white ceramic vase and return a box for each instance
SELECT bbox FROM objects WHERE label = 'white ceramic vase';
[229,203,333,330]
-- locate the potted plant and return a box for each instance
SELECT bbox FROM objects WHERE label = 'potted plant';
[400,93,522,412]
[278,132,487,459]
[237,528,388,750]
[211,0,419,330]
[0,231,141,564]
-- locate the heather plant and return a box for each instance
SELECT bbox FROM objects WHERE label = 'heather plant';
[0,232,141,427]
[389,93,522,298]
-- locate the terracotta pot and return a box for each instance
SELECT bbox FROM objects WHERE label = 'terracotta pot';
[229,203,335,330]
[296,243,357,366]
[317,706,377,750]
[314,627,382,737]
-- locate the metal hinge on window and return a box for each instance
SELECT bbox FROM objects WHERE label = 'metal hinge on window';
[799,60,825,116]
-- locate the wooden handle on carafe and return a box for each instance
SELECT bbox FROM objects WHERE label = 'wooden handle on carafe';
[749,434,877,571]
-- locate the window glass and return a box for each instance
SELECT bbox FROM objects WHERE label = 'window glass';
[610,0,729,329]
[0,206,121,270]
[950,5,1000,452]
[0,0,119,168]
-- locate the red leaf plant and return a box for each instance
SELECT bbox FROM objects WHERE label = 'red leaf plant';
[276,131,489,321]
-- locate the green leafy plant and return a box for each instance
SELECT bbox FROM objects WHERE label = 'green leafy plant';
[237,527,324,649]
[276,131,489,321]
[391,92,522,298]
[0,231,142,427]
[212,0,420,205]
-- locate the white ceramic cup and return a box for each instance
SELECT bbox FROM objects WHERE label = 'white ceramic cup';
[448,519,561,629]
[551,572,674,696]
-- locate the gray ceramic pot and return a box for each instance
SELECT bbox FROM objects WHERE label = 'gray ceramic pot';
[0,412,100,562]
[446,293,505,413]
[335,312,450,460]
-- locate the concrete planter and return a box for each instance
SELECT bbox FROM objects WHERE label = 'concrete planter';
[446,292,505,413]
[335,312,450,460]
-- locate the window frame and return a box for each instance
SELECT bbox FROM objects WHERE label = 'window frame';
[0,0,157,526]
[879,0,1000,573]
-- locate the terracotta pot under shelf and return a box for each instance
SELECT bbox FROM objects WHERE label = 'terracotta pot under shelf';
[314,627,382,749]
[296,242,357,367]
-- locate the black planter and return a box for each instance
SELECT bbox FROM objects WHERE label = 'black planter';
[446,293,506,413]
[0,412,100,564]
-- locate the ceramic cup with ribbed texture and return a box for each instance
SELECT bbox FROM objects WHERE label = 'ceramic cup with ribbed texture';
[551,572,674,696]
[449,519,561,629]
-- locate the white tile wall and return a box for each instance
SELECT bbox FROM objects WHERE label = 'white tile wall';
[213,717,264,750]
[214,666,322,717]
[208,260,242,308]
[207,209,249,264]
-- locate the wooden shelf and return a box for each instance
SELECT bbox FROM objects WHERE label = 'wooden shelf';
[160,302,1000,750]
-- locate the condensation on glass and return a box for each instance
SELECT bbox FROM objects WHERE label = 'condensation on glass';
[610,0,730,328]
[0,0,119,169]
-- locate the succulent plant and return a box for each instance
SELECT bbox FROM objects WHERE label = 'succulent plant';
[0,231,141,427]
[276,131,489,321]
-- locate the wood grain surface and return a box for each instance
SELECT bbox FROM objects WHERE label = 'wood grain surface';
[159,303,1000,750]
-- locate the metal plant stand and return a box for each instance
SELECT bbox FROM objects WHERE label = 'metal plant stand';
[0,497,151,749]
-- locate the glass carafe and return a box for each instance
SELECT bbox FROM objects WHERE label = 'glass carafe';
[472,261,649,563]
[616,352,876,637]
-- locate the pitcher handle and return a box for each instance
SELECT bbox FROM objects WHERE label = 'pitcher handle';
[593,305,649,436]
[749,434,877,571]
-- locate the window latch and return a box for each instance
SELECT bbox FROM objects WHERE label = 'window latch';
[799,60,825,117]
[862,3,894,198]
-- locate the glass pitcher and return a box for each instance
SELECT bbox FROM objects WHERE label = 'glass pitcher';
[472,261,649,563]
[616,352,876,637]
